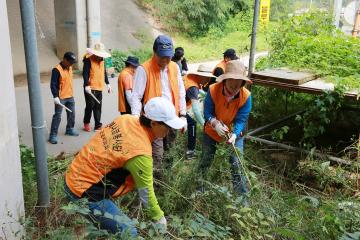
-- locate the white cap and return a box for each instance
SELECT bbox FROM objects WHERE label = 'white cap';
[144,97,185,129]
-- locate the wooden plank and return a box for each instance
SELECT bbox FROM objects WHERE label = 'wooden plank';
[251,69,317,85]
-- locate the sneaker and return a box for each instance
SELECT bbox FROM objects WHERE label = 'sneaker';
[186,150,196,160]
[65,128,79,136]
[83,123,91,132]
[94,126,102,132]
[48,135,58,144]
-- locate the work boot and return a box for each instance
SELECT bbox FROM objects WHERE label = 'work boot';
[65,128,79,136]
[48,135,58,144]
[186,150,196,160]
[83,123,91,132]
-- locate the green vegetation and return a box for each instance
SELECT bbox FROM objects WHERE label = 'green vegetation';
[20,138,360,239]
[256,11,360,93]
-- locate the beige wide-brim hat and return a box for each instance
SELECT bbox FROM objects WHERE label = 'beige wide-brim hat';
[216,60,252,83]
[87,42,111,58]
[187,64,214,78]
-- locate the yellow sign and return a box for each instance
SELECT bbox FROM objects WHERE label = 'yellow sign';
[260,0,271,25]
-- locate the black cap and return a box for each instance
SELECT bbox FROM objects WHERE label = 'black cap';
[223,48,236,58]
[124,56,140,67]
[63,52,77,64]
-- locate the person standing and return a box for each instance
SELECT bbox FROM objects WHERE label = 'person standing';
[212,48,239,77]
[130,35,187,172]
[199,60,252,204]
[171,47,188,76]
[183,64,214,159]
[64,97,185,236]
[49,52,78,144]
[118,56,140,115]
[83,43,112,132]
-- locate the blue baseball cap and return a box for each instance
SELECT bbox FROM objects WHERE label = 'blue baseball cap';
[153,35,174,57]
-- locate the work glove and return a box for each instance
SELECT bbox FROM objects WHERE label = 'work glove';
[54,97,61,105]
[226,133,237,145]
[85,86,92,94]
[180,116,188,133]
[210,118,229,137]
[155,216,167,230]
[107,84,112,94]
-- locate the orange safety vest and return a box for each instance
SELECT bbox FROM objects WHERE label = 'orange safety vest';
[212,60,226,75]
[55,64,73,99]
[184,75,201,109]
[142,56,180,114]
[65,115,155,198]
[85,54,105,91]
[118,67,135,113]
[204,82,251,142]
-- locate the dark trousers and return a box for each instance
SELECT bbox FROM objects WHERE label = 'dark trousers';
[199,133,248,195]
[186,114,196,151]
[83,90,103,129]
[152,128,177,172]
[50,97,75,136]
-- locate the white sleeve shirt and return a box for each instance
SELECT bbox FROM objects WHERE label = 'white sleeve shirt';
[130,64,187,116]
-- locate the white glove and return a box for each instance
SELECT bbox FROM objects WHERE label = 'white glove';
[180,116,188,133]
[54,97,61,105]
[210,118,229,137]
[107,84,112,94]
[226,133,237,145]
[155,216,167,230]
[85,86,92,94]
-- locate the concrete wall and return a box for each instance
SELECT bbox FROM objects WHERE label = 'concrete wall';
[54,0,87,70]
[0,1,25,239]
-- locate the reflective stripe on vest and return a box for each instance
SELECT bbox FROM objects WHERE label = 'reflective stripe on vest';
[118,67,134,113]
[142,56,180,114]
[87,55,105,91]
[65,115,154,198]
[55,64,73,99]
[204,82,250,142]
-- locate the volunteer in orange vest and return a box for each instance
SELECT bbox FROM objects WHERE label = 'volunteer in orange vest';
[64,97,185,236]
[83,42,112,132]
[200,60,252,205]
[118,56,139,115]
[130,35,187,169]
[49,52,78,144]
[183,64,214,159]
[212,48,239,77]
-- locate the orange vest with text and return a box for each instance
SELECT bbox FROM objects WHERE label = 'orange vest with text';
[184,75,201,109]
[212,60,226,75]
[65,115,154,198]
[55,64,73,99]
[118,67,135,112]
[142,56,180,114]
[204,82,251,142]
[86,54,105,91]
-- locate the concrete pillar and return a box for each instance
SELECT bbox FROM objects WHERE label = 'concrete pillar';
[86,0,102,48]
[0,1,25,239]
[334,0,343,28]
[54,0,87,70]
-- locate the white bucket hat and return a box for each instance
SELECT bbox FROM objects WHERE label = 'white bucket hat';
[87,42,111,58]
[144,97,185,130]
[187,64,214,78]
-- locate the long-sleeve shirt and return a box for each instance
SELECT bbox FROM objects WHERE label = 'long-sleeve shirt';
[130,65,186,116]
[50,62,67,98]
[83,57,109,87]
[124,155,163,221]
[204,91,252,137]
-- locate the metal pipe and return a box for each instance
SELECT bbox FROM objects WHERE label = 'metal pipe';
[19,0,50,206]
[246,135,351,165]
[248,0,261,76]
[248,111,305,136]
